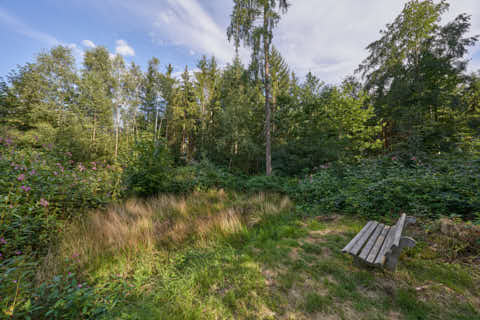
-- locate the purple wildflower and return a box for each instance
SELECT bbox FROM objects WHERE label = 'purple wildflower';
[15,251,21,255]
[0,237,6,244]
[39,198,49,207]
[17,174,25,181]
[53,171,58,176]
[411,156,417,161]
[20,185,31,192]
[29,169,36,176]
[78,284,83,288]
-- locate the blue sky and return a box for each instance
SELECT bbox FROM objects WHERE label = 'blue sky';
[1,0,480,83]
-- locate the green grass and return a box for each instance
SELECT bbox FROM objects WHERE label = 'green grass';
[46,190,480,319]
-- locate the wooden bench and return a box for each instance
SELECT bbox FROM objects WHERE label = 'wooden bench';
[342,213,416,270]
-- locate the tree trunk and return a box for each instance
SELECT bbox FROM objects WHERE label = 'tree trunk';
[114,112,119,160]
[159,118,164,140]
[264,5,272,176]
[154,107,159,141]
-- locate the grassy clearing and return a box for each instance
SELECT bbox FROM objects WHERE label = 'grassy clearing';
[44,190,480,319]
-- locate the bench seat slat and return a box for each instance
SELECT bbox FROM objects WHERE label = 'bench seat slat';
[359,223,384,260]
[366,225,390,264]
[349,221,379,256]
[374,225,396,266]
[341,221,374,253]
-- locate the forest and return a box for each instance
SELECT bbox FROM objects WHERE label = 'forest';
[0,0,479,319]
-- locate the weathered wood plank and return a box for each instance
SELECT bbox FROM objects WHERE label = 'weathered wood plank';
[342,221,374,253]
[374,226,396,266]
[349,221,379,256]
[391,213,407,249]
[366,225,390,264]
[359,223,384,260]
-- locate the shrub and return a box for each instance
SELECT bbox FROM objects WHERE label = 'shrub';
[284,156,480,220]
[122,138,173,197]
[0,135,122,258]
[0,254,106,319]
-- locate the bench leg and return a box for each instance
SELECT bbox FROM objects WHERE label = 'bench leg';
[385,237,416,271]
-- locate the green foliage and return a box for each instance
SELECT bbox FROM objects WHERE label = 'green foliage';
[359,0,479,154]
[0,255,106,319]
[122,153,480,221]
[123,137,173,196]
[287,156,480,219]
[0,134,122,258]
[273,77,382,175]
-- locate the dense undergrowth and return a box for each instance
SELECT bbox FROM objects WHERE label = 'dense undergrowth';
[132,154,480,222]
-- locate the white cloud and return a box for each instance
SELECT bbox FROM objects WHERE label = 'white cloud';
[66,43,85,61]
[81,39,96,48]
[274,0,480,83]
[189,49,196,56]
[115,0,245,63]
[115,39,135,56]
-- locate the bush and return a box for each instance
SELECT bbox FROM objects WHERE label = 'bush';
[285,156,480,220]
[122,138,173,197]
[0,255,106,319]
[0,135,122,258]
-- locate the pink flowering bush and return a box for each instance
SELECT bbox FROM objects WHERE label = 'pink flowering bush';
[0,135,123,259]
[0,135,118,318]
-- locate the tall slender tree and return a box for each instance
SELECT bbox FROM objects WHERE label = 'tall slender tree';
[228,0,290,175]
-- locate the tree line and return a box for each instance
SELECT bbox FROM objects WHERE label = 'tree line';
[0,0,479,176]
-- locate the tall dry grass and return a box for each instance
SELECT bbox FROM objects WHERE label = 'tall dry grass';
[52,190,292,268]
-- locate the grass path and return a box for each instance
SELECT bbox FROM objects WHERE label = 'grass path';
[52,191,480,319]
